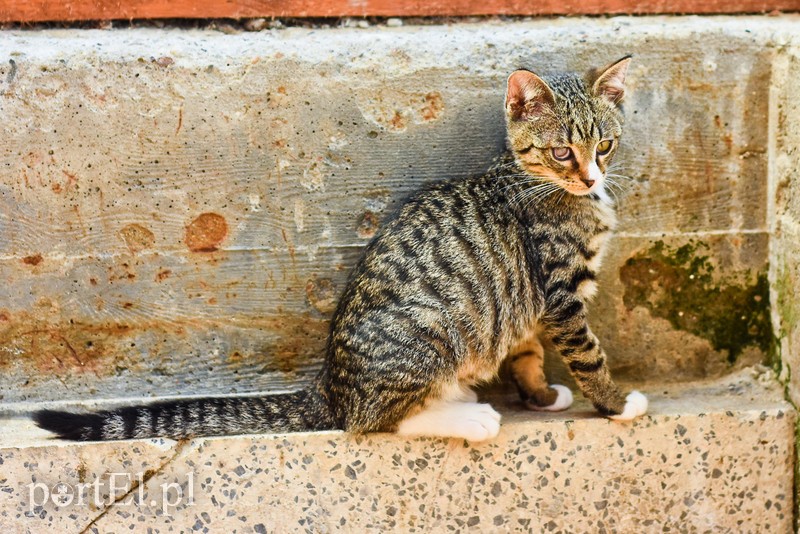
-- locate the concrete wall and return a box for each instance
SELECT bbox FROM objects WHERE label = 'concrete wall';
[771,39,800,405]
[0,17,793,405]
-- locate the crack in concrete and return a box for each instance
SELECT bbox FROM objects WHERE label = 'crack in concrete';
[78,438,193,533]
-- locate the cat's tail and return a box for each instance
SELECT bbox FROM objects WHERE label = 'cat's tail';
[33,387,336,441]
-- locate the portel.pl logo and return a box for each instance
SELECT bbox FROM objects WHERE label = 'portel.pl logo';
[27,472,194,515]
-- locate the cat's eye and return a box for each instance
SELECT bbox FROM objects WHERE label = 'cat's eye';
[597,139,614,155]
[551,147,572,161]
[518,145,534,154]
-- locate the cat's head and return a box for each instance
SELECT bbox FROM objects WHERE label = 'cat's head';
[504,56,631,198]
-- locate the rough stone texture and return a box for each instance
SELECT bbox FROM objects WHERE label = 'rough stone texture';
[771,38,800,406]
[0,370,793,532]
[0,16,791,405]
[769,36,800,528]
[0,425,177,531]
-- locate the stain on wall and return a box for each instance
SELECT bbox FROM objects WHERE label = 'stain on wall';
[185,213,229,252]
[119,224,156,253]
[620,240,771,364]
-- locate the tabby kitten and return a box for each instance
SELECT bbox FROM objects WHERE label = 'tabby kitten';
[35,56,647,443]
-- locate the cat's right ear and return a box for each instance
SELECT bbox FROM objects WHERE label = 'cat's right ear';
[590,56,631,105]
[505,70,556,122]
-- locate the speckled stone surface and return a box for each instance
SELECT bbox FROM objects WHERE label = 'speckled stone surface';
[0,426,177,533]
[1,369,794,533]
[772,40,800,409]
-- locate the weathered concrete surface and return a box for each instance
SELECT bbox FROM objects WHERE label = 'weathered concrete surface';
[0,427,178,532]
[769,37,800,528]
[0,17,793,404]
[771,39,800,406]
[0,369,793,533]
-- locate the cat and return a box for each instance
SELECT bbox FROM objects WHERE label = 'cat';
[34,56,647,443]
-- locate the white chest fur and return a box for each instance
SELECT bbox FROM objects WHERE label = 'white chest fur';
[579,202,616,300]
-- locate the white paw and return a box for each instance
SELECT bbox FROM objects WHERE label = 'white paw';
[476,402,502,422]
[608,391,648,421]
[457,404,502,442]
[396,401,501,442]
[530,384,573,412]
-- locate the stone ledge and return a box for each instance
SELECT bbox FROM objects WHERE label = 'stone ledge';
[0,368,794,532]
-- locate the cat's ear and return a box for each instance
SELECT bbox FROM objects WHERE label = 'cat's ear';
[505,70,556,122]
[590,56,632,105]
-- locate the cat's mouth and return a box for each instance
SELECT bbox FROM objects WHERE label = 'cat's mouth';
[566,162,605,196]
[566,179,604,196]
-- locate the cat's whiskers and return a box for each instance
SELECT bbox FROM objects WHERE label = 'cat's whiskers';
[604,165,634,181]
[500,175,549,193]
[604,179,628,194]
[550,188,568,208]
[605,160,633,177]
[509,183,559,206]
[513,188,553,207]
[603,176,624,192]
[606,172,634,183]
[500,174,542,184]
[606,160,625,171]
[496,161,518,168]
[602,181,622,206]
[500,171,556,202]
[605,174,634,195]
[515,183,563,210]
[509,177,557,194]
[602,172,638,206]
[523,186,561,205]
[502,180,542,196]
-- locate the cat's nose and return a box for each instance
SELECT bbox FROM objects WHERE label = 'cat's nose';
[582,161,603,189]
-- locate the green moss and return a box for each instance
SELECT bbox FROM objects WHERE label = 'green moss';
[775,258,800,334]
[773,254,800,379]
[619,240,771,364]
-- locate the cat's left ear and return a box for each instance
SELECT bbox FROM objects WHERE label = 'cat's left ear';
[590,55,632,105]
[505,69,556,122]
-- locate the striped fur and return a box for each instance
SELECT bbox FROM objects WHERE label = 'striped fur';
[34,57,646,442]
[34,390,334,441]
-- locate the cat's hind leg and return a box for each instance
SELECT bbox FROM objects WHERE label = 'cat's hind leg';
[509,333,573,412]
[396,383,500,442]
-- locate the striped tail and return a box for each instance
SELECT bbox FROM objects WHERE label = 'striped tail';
[33,388,336,441]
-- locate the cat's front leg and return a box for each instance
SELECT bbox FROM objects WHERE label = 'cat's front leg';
[540,296,647,420]
[508,332,573,411]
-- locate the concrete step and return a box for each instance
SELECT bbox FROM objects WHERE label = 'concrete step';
[0,368,794,532]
